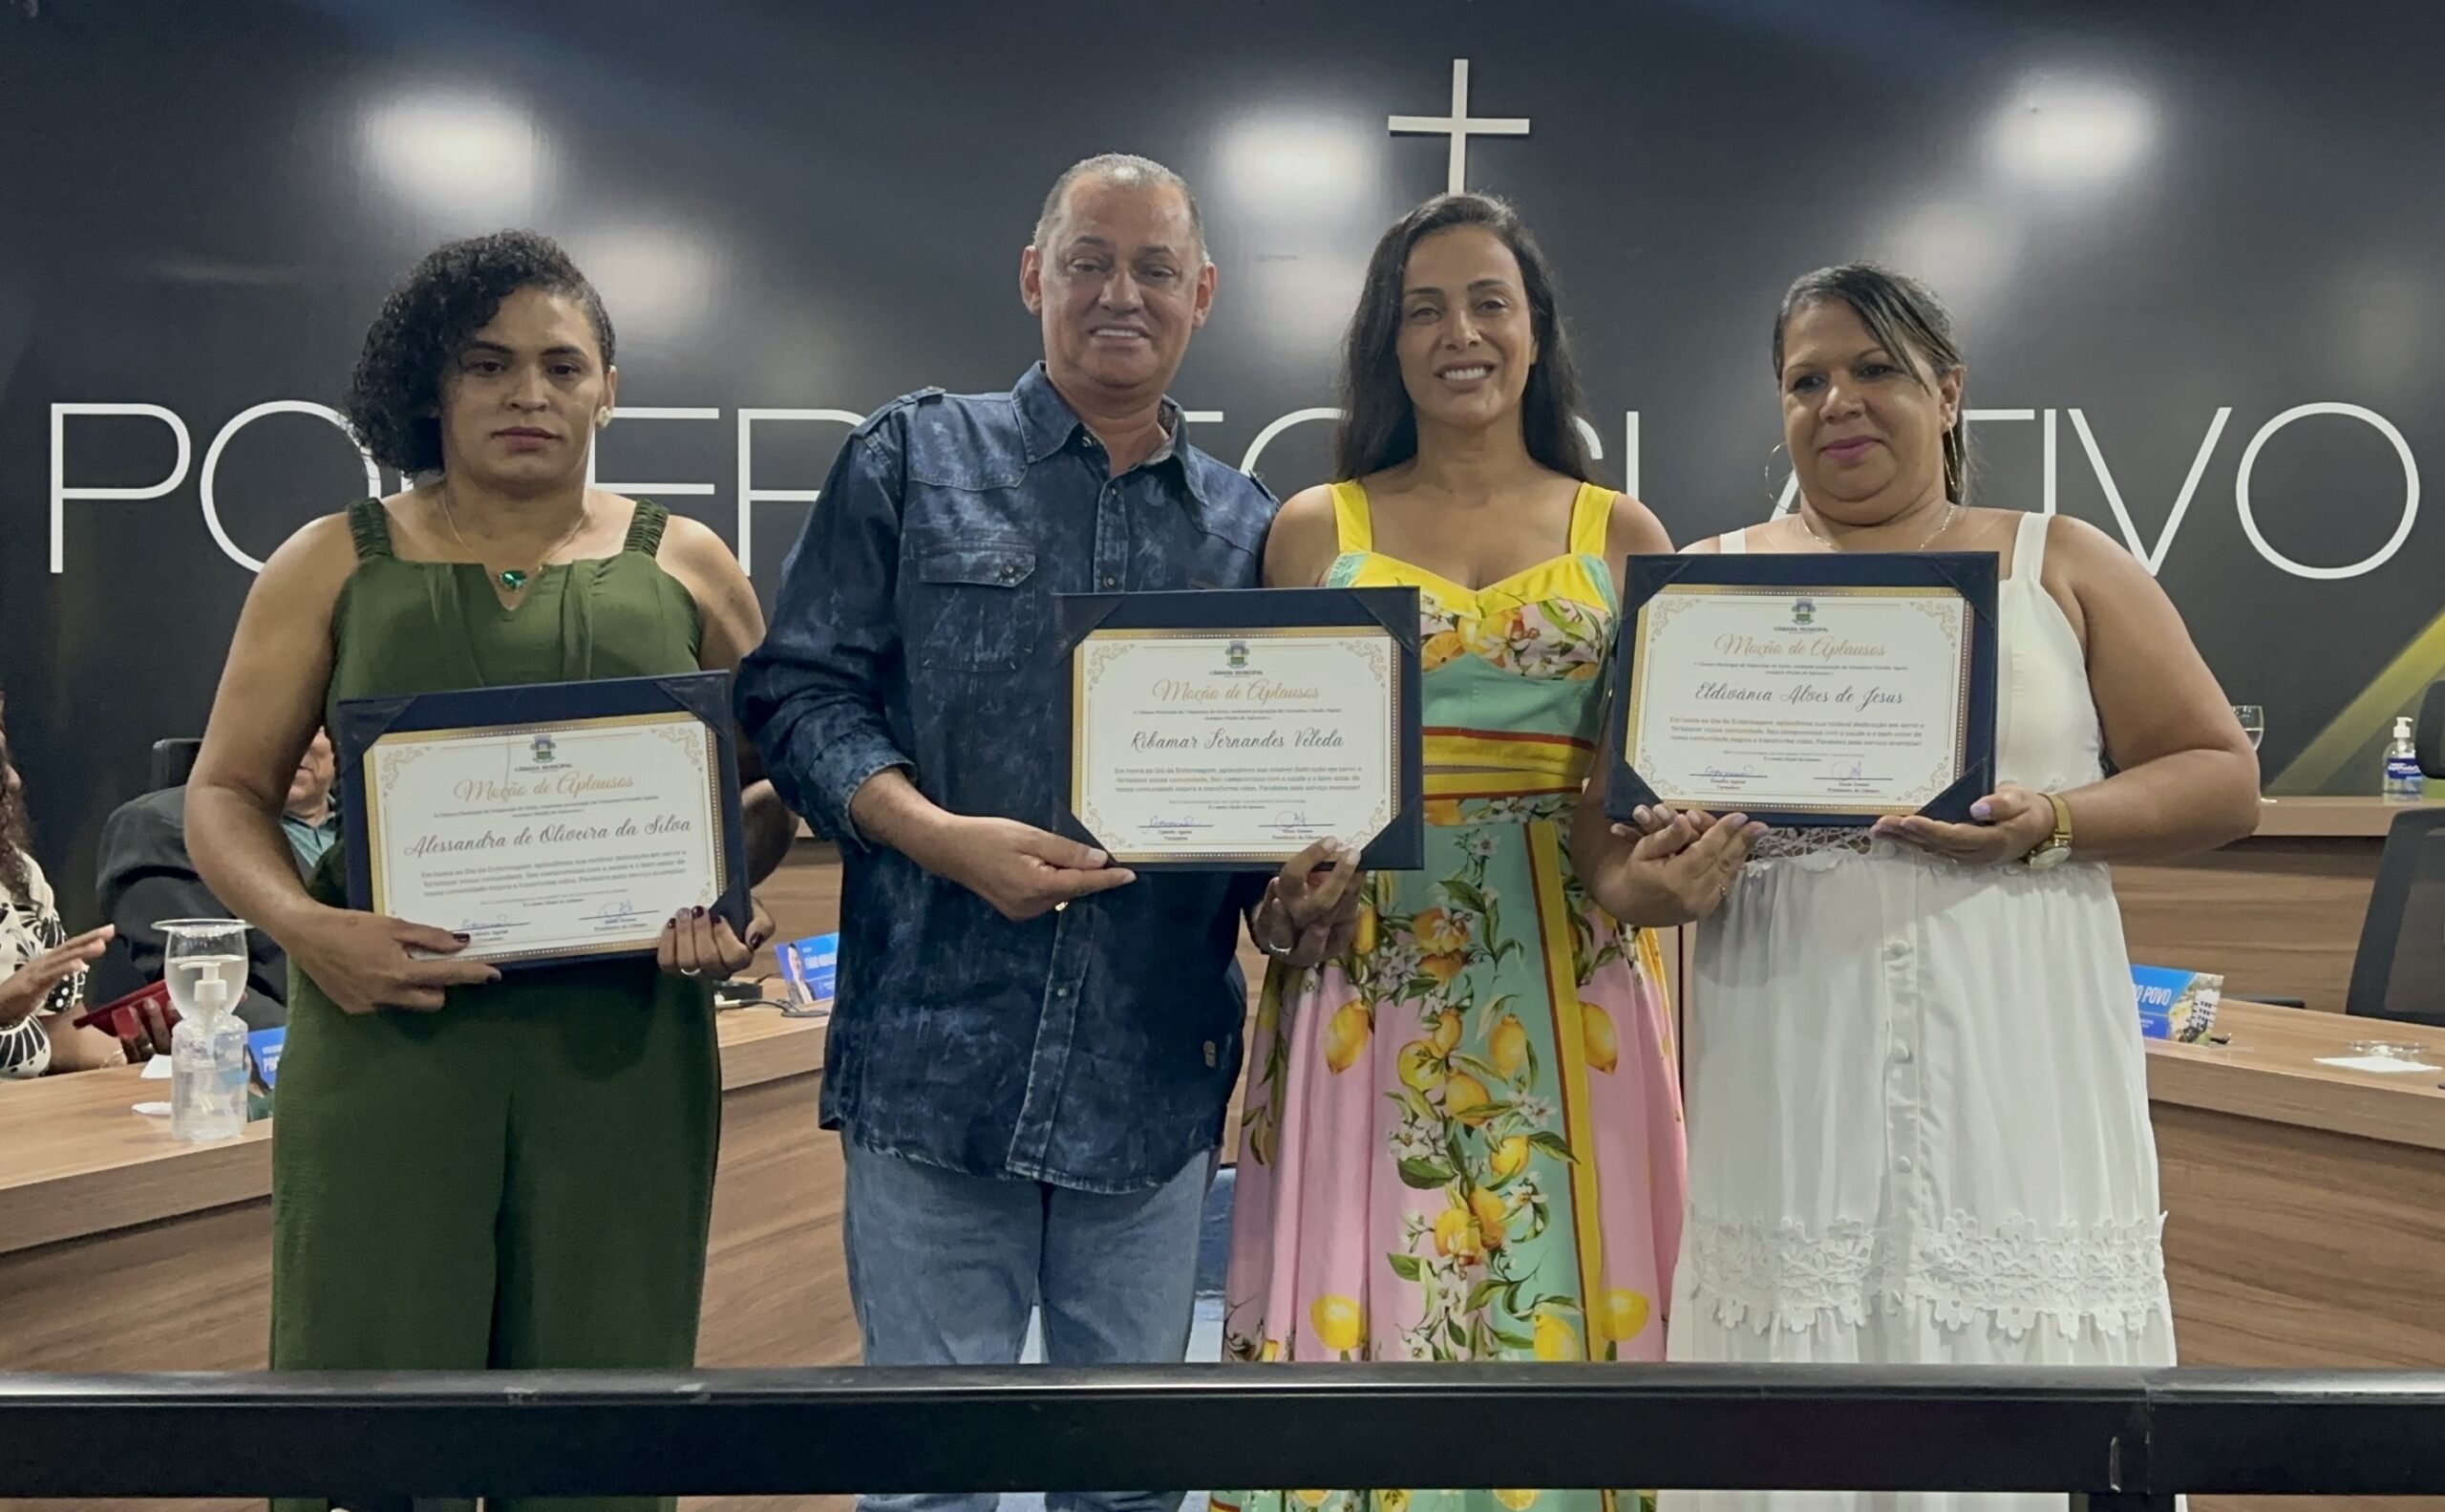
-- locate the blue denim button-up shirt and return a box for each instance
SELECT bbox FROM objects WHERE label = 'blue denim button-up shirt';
[738,364,1279,1192]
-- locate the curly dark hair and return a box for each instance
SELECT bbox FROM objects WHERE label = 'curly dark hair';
[343,229,615,477]
[1334,193,1595,484]
[0,692,32,905]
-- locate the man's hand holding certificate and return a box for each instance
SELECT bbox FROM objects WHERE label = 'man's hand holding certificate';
[1606,553,1999,828]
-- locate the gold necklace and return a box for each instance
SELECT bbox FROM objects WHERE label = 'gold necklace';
[1798,500,1959,553]
[436,487,591,595]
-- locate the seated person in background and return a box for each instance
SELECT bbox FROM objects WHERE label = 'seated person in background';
[88,729,339,1031]
[1,691,122,1078]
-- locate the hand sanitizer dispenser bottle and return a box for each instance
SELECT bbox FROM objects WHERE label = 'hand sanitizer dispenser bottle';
[171,960,248,1142]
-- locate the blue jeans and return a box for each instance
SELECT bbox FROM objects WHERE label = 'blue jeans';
[839,1136,1215,1512]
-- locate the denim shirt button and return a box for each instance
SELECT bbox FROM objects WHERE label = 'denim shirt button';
[1203,1041,1219,1068]
[1101,574,1118,589]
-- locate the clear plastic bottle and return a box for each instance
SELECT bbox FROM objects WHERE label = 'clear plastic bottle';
[171,962,248,1142]
[2384,714,2426,803]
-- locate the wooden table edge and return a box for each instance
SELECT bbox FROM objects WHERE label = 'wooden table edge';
[2248,795,2443,840]
[2144,1001,2445,1153]
[0,1012,826,1258]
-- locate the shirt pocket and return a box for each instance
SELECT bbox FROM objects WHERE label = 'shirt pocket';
[906,537,1040,672]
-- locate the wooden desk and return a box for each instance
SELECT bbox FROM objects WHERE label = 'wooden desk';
[2115,797,2438,1013]
[0,1010,848,1512]
[29,846,2441,1512]
[2149,998,2445,1512]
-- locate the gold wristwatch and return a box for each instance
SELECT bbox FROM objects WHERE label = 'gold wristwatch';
[2023,792,2073,869]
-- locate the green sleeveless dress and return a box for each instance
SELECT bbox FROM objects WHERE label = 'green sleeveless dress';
[272,498,720,1512]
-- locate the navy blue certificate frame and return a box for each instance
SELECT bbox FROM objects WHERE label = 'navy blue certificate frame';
[1605,552,2000,828]
[336,671,751,970]
[1056,587,1426,872]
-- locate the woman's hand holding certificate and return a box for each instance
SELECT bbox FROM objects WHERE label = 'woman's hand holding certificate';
[282,909,501,1015]
[657,899,773,980]
[1584,805,1766,926]
[1253,837,1364,968]
[1870,782,2055,864]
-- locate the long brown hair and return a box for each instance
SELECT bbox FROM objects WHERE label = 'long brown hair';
[1333,193,1595,483]
[1774,263,1972,502]
[0,692,32,904]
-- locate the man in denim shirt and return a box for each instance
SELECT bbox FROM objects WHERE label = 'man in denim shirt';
[741,155,1347,1512]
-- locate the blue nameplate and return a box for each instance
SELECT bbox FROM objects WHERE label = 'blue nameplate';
[245,1026,286,1121]
[779,932,839,1015]
[2132,964,2222,1042]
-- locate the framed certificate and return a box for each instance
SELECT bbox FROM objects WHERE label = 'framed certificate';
[336,671,750,969]
[1605,551,1999,827]
[1057,587,1425,871]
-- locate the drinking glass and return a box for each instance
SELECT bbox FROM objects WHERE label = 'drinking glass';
[158,919,249,1017]
[2232,706,2264,752]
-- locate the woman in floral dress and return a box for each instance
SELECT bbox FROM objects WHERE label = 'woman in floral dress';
[1219,195,1754,1512]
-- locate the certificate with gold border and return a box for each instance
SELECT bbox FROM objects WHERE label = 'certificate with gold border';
[1057,587,1425,871]
[335,671,750,969]
[1604,551,2000,827]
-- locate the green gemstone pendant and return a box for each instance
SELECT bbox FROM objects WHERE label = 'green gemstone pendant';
[498,568,529,592]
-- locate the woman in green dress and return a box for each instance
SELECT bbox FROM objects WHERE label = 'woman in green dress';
[188,231,796,1512]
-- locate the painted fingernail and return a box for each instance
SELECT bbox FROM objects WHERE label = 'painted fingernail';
[452,932,471,943]
[692,905,707,918]
[1970,800,1994,820]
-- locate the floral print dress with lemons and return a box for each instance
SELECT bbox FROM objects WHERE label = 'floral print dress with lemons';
[1218,481,1687,1512]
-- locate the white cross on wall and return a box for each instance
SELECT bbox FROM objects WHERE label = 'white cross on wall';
[1388,58,1531,194]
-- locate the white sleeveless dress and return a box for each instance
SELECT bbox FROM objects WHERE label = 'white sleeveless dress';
[1664,512,2175,1512]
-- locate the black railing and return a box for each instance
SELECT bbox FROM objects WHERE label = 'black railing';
[5,1365,2445,1507]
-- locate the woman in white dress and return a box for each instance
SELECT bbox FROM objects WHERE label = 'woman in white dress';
[1584,266,2261,1512]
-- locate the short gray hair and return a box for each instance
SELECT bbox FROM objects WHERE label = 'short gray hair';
[1032,152,1207,263]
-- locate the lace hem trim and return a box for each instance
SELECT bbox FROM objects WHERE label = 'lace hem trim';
[1680,1209,2172,1339]
[1745,826,1873,862]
